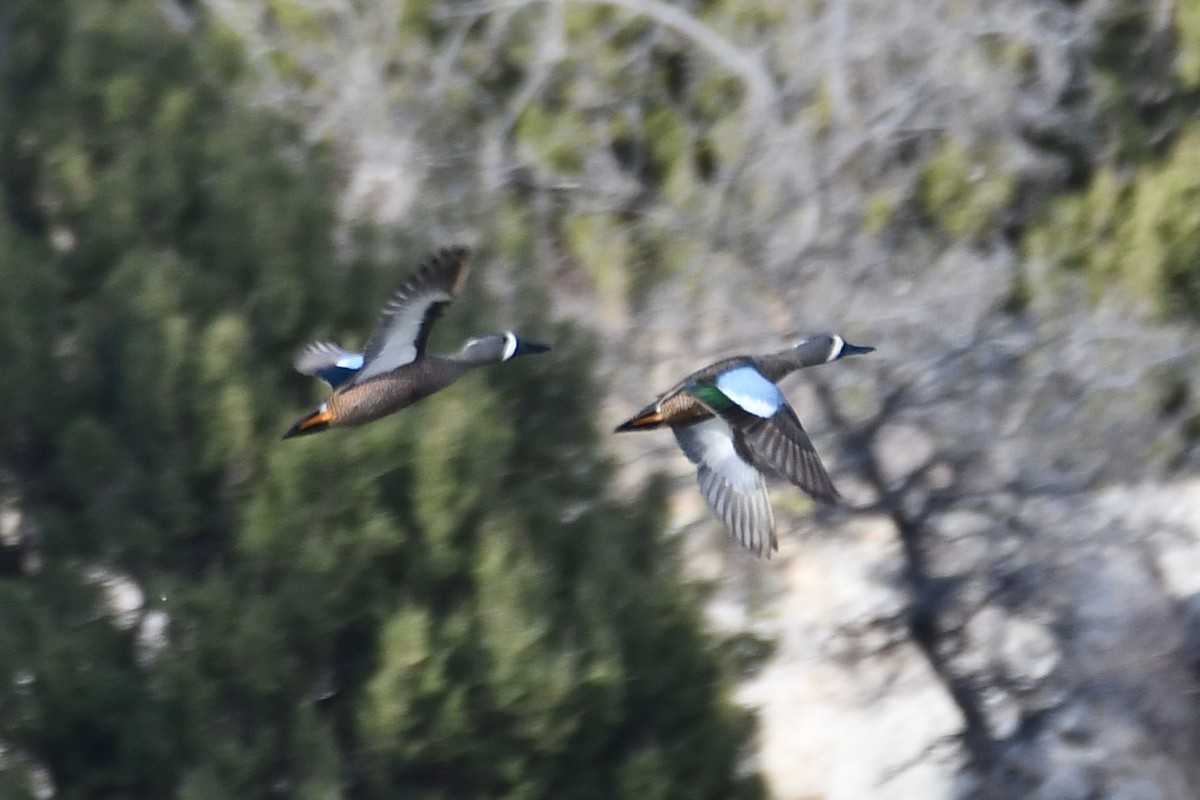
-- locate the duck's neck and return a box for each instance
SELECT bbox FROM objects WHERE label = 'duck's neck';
[754,339,837,381]
[753,349,809,382]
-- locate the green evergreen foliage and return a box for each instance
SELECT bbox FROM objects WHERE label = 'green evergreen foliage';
[0,1,763,798]
[917,138,1014,241]
[1025,8,1200,319]
[1178,0,1200,88]
[1025,134,1200,314]
[393,2,751,306]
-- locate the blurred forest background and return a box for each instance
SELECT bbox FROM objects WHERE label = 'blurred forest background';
[5,0,1200,798]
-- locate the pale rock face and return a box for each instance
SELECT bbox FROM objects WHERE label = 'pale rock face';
[722,515,958,800]
[711,479,1200,800]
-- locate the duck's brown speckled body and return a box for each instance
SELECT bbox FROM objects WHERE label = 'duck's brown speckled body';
[284,248,550,439]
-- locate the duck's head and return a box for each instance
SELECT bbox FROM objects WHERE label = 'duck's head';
[795,334,875,364]
[458,332,551,364]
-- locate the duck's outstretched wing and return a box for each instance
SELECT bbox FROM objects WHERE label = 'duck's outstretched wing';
[673,418,777,557]
[685,365,840,503]
[733,406,839,503]
[353,247,470,383]
[294,342,364,389]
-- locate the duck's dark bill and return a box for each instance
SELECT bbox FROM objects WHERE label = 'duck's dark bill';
[842,342,875,356]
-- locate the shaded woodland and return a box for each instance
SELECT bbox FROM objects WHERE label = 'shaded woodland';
[6,0,1200,798]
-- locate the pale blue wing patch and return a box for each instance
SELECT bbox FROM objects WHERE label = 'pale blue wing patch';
[295,342,365,389]
[715,365,785,419]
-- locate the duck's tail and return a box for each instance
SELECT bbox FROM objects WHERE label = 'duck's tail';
[614,405,666,432]
[282,407,334,440]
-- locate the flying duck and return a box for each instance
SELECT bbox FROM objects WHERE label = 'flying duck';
[283,247,550,439]
[615,335,874,556]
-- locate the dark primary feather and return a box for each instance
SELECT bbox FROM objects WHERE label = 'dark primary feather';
[735,407,840,503]
[687,385,840,504]
[354,247,470,383]
[619,338,875,432]
[695,461,777,555]
[615,337,872,554]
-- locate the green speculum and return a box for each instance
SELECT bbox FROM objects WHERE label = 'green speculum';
[687,382,735,411]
